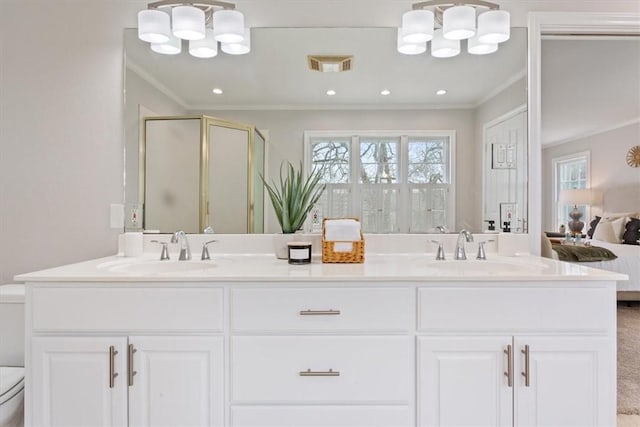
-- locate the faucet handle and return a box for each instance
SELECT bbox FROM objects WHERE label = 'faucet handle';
[201,240,217,261]
[150,240,170,261]
[431,240,446,261]
[476,240,495,260]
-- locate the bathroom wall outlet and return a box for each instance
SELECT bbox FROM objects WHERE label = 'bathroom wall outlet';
[110,204,125,229]
[125,203,143,231]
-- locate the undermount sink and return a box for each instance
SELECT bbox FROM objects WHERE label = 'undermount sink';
[422,259,550,275]
[99,259,220,275]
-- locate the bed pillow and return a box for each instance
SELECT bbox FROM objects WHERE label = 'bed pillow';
[622,218,640,245]
[603,212,636,220]
[592,216,626,243]
[586,216,601,238]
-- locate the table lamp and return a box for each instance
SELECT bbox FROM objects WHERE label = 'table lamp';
[558,188,595,235]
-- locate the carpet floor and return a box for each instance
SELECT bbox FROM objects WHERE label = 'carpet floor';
[618,302,640,415]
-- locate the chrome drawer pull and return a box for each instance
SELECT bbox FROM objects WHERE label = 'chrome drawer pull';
[521,344,530,387]
[128,344,137,387]
[504,345,513,387]
[299,368,340,377]
[299,309,341,316]
[109,345,118,389]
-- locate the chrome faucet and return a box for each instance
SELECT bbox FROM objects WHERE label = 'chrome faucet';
[454,229,474,260]
[435,225,448,233]
[171,230,191,261]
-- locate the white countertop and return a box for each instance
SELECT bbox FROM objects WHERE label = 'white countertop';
[14,253,628,283]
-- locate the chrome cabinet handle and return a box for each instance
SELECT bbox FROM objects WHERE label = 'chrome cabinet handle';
[128,344,137,387]
[299,369,340,377]
[521,344,530,387]
[109,345,118,389]
[504,344,513,387]
[299,309,341,316]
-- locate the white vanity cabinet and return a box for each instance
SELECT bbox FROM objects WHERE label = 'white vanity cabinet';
[27,285,225,427]
[416,285,616,427]
[21,270,618,427]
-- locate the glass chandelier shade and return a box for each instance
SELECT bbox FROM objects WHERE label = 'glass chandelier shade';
[442,5,476,40]
[151,33,182,55]
[431,29,460,58]
[221,28,251,55]
[213,10,245,43]
[137,2,250,59]
[137,9,171,44]
[397,2,509,58]
[189,29,218,58]
[171,5,206,40]
[467,34,498,55]
[401,10,435,43]
[397,28,427,55]
[477,10,510,43]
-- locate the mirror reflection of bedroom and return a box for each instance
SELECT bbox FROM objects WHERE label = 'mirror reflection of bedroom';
[540,35,640,301]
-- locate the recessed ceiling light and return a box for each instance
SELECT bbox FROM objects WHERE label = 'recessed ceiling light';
[212,88,223,95]
[326,89,337,96]
[436,89,447,95]
[380,89,391,96]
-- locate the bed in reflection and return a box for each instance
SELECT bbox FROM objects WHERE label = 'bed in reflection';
[543,186,640,299]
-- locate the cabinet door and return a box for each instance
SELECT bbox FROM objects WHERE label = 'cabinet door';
[128,336,224,427]
[418,336,513,427]
[514,336,613,427]
[31,336,128,427]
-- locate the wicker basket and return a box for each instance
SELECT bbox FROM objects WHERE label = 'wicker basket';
[322,218,365,263]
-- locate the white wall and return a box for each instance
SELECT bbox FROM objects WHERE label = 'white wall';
[0,0,137,284]
[541,122,640,231]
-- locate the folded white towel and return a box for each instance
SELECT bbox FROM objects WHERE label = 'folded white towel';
[325,219,361,242]
[333,242,354,252]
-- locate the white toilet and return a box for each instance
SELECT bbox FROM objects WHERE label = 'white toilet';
[0,285,25,427]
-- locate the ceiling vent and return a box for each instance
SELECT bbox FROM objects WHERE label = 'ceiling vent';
[307,55,353,72]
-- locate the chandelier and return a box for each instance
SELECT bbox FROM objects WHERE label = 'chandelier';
[397,0,510,58]
[137,0,250,58]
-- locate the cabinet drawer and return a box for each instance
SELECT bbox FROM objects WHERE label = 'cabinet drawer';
[418,286,611,333]
[32,286,223,332]
[231,406,410,426]
[231,336,410,403]
[231,287,410,332]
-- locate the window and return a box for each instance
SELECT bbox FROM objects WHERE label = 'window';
[305,131,455,233]
[552,152,590,232]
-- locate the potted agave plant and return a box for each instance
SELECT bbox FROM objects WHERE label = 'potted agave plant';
[262,161,326,259]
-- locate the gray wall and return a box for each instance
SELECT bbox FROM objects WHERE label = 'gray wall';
[0,0,139,284]
[541,122,640,231]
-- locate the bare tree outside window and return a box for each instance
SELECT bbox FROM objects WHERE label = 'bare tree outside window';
[311,139,350,183]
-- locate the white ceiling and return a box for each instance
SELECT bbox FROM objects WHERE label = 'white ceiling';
[125,27,527,110]
[541,38,640,145]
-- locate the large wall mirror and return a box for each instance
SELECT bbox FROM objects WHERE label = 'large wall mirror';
[124,26,528,234]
